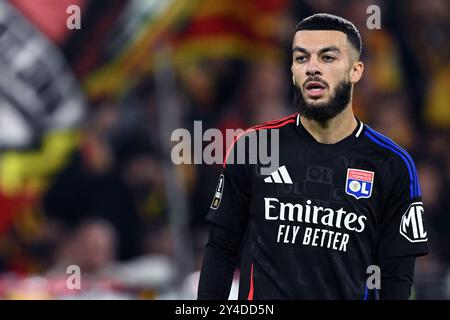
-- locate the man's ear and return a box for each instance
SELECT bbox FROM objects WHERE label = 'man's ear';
[349,61,364,84]
[291,65,296,86]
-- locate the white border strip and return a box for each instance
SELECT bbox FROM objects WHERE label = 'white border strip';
[356,121,364,138]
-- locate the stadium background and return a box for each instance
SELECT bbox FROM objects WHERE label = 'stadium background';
[0,0,448,299]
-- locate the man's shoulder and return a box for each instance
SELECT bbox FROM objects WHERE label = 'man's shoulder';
[361,125,420,196]
[245,113,299,133]
[361,125,416,163]
[223,113,298,168]
[230,113,299,145]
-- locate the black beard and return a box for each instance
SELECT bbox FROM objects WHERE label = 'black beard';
[294,80,352,123]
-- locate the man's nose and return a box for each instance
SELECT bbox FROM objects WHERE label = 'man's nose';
[305,56,321,77]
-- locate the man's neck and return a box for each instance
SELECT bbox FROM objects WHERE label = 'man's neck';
[300,106,358,144]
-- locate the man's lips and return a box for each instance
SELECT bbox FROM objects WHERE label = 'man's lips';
[304,81,327,97]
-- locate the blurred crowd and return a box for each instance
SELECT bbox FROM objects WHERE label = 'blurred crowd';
[0,0,448,299]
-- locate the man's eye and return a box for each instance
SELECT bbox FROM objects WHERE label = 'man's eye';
[295,56,306,62]
[323,55,335,62]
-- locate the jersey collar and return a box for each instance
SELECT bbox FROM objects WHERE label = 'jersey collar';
[295,113,365,151]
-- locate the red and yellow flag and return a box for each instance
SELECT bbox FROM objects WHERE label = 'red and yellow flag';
[85,0,288,99]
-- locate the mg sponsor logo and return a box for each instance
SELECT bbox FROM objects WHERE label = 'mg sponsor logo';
[400,202,427,243]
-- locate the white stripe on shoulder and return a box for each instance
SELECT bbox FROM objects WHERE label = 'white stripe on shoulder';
[356,121,364,138]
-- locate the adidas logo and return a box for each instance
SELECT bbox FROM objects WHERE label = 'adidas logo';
[264,165,293,184]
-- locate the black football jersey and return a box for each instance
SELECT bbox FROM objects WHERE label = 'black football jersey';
[206,113,428,300]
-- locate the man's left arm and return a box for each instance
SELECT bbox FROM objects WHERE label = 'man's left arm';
[377,154,428,300]
[379,256,415,299]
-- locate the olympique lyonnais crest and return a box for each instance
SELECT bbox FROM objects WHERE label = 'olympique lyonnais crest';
[345,169,375,199]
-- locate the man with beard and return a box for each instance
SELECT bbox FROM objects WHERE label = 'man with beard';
[197,14,428,300]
